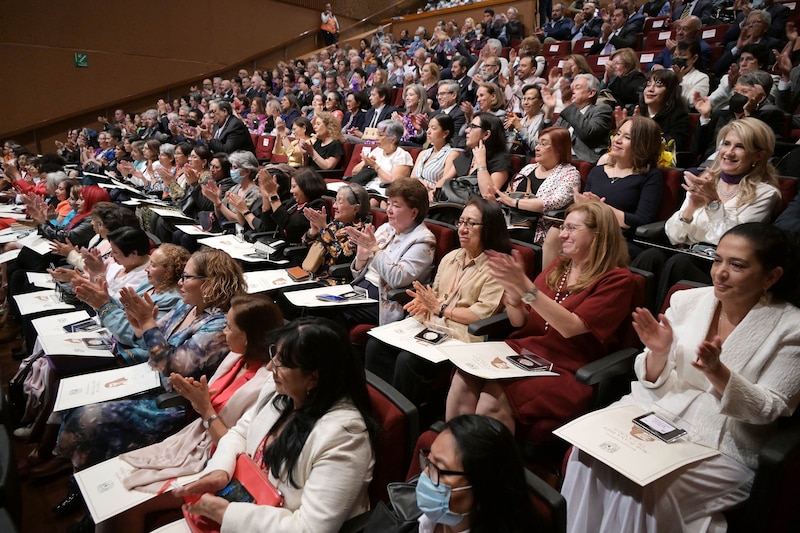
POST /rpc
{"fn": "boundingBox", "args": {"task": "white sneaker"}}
[13,425,33,439]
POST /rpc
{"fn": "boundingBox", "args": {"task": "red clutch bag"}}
[182,454,284,533]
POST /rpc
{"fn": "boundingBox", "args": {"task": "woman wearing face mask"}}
[201,150,262,232]
[672,40,710,107]
[374,414,540,532]
[708,44,776,111]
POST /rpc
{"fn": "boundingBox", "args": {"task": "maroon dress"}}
[503,265,636,442]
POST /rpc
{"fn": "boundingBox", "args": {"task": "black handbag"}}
[349,167,378,186]
[433,176,480,205]
[364,477,421,533]
[504,172,540,228]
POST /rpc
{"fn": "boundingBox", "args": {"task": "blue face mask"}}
[230,169,243,183]
[415,471,471,527]
[312,78,321,86]
[414,35,420,42]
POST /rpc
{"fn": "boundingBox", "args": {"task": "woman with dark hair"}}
[258,167,328,244]
[345,178,436,326]
[571,116,664,257]
[634,69,689,149]
[176,317,378,532]
[274,116,315,168]
[462,82,507,128]
[411,114,454,196]
[563,223,800,532]
[414,415,540,532]
[447,202,636,435]
[280,93,302,128]
[505,84,546,155]
[365,198,511,404]
[324,90,345,124]
[53,248,246,471]
[30,184,111,249]
[674,39,710,107]
[342,91,368,133]
[438,112,511,198]
[301,183,371,275]
[52,178,80,227]
[489,126,580,258]
[247,97,268,135]
[92,295,284,533]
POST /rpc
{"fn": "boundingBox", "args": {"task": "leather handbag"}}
[182,454,284,533]
[301,240,326,274]
[433,176,480,205]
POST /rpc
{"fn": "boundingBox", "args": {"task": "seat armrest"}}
[634,221,667,240]
[316,169,345,180]
[387,287,412,304]
[467,313,513,339]
[156,391,190,409]
[282,245,308,260]
[575,347,640,387]
[245,231,278,243]
[525,469,567,533]
[328,263,353,281]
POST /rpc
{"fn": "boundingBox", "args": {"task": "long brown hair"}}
[546,203,629,292]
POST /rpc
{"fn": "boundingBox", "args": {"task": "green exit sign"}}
[74,53,88,68]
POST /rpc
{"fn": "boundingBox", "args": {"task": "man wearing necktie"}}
[589,6,637,56]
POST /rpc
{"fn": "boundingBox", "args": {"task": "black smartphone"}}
[216,479,255,503]
[632,412,687,443]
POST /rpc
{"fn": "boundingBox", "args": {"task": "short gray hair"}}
[749,9,772,27]
[144,109,158,120]
[738,70,773,94]
[575,73,600,94]
[46,171,67,192]
[377,119,405,144]
[228,150,259,173]
[487,38,503,56]
[159,143,176,158]
[440,79,460,95]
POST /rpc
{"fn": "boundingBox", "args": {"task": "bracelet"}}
[241,210,252,217]
[515,198,520,209]
[476,166,488,172]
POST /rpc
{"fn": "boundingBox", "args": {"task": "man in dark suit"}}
[348,84,396,140]
[203,100,255,154]
[671,0,714,26]
[648,15,712,71]
[542,74,613,164]
[571,2,604,40]
[589,6,638,55]
[451,56,476,105]
[713,10,782,77]
[411,80,468,148]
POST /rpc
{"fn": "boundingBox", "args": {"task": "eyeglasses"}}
[558,223,589,233]
[179,273,206,282]
[268,344,287,368]
[456,219,483,228]
[465,123,484,131]
[418,450,471,488]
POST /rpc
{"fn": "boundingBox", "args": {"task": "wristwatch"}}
[202,414,219,429]
[269,195,280,203]
[707,200,721,212]
[520,286,539,305]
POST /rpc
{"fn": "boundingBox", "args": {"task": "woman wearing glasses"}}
[504,84,546,156]
[447,202,636,437]
[52,249,245,472]
[391,415,539,532]
[437,112,510,199]
[365,198,510,404]
[177,318,377,532]
[93,295,284,533]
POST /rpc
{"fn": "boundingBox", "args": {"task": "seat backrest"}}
[586,54,611,77]
[700,24,729,46]
[344,143,371,177]
[255,135,275,161]
[423,219,458,267]
[614,267,653,350]
[572,38,597,55]
[370,207,388,227]
[777,176,798,214]
[542,41,570,58]
[656,167,687,222]
[405,147,422,164]
[573,160,593,191]
[366,371,419,505]
[642,16,670,34]
[643,29,672,51]
[660,279,710,314]
[511,239,543,282]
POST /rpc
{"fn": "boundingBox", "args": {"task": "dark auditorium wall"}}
[0,0,360,141]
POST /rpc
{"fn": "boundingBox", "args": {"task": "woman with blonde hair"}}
[302,111,345,171]
[603,48,645,113]
[392,84,432,145]
[447,201,636,434]
[633,117,781,304]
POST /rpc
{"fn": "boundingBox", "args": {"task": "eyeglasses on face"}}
[268,344,289,368]
[179,273,206,282]
[418,449,469,487]
[465,123,484,131]
[558,223,589,233]
[456,219,483,228]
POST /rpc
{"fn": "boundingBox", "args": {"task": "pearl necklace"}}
[545,265,571,332]
[717,181,739,201]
